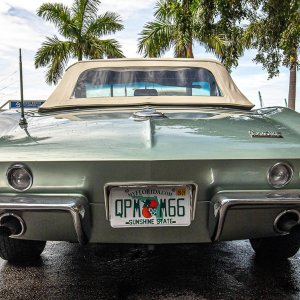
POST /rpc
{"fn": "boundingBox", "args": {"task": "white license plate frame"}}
[108,184,192,228]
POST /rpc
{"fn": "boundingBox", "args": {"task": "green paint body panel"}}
[0,106,300,161]
[0,106,299,243]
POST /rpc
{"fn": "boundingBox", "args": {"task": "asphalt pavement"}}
[0,240,299,300]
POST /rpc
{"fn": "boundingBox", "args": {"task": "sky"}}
[0,0,299,111]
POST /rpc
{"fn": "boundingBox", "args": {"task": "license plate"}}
[109,185,192,228]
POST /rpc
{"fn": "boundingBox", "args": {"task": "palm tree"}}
[138,0,226,59]
[35,0,125,85]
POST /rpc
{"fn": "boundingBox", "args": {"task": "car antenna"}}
[18,48,28,129]
[258,91,264,108]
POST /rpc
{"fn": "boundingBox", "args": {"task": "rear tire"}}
[249,228,300,259]
[0,231,46,262]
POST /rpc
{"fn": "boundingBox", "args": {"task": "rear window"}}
[72,67,222,98]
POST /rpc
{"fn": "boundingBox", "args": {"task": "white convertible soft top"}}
[40,58,254,110]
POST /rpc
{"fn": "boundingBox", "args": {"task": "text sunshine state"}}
[126,218,175,225]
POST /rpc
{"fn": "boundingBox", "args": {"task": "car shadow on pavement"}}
[55,241,300,299]
[0,241,299,300]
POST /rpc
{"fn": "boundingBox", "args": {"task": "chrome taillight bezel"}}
[267,162,294,188]
[6,163,33,192]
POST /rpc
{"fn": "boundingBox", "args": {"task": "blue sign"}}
[10,101,45,109]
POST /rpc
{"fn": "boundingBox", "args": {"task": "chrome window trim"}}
[213,191,300,241]
[104,181,198,221]
[267,162,294,188]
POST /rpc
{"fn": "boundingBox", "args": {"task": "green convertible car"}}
[0,58,300,262]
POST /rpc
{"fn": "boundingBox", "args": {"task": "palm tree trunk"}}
[78,48,83,61]
[288,53,297,110]
[181,0,193,59]
[186,42,194,58]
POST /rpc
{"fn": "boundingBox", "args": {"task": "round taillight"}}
[7,164,33,191]
[267,162,293,188]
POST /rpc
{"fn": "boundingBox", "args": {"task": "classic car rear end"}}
[0,59,300,263]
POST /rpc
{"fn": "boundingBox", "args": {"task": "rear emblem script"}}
[249,130,283,138]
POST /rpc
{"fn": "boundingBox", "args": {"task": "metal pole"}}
[19,48,27,128]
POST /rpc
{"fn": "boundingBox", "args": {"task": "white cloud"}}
[2,0,73,12]
[0,0,299,112]
[232,68,299,111]
[100,0,156,20]
[0,0,156,103]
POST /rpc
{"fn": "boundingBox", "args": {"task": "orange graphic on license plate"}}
[176,188,186,196]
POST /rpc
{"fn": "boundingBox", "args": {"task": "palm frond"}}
[34,36,73,84]
[99,39,125,58]
[85,12,124,36]
[36,0,124,84]
[138,20,175,57]
[83,37,125,59]
[154,0,181,19]
[200,34,226,58]
[37,3,74,38]
[243,21,264,46]
[140,0,199,58]
[72,0,100,32]
[173,29,193,57]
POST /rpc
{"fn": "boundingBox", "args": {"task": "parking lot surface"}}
[0,240,300,299]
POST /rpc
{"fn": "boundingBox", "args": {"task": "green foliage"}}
[200,0,260,69]
[246,0,300,78]
[138,0,227,60]
[35,0,124,85]
[138,0,258,70]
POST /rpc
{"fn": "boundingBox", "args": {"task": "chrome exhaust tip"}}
[0,213,26,237]
[274,210,300,234]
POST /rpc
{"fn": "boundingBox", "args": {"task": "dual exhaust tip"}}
[274,210,300,234]
[0,213,25,237]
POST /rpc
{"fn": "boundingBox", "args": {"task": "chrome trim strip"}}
[104,181,198,221]
[133,108,166,119]
[213,191,300,241]
[0,195,89,245]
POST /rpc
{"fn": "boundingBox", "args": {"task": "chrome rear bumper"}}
[2,191,300,244]
[0,195,89,244]
[213,191,300,241]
